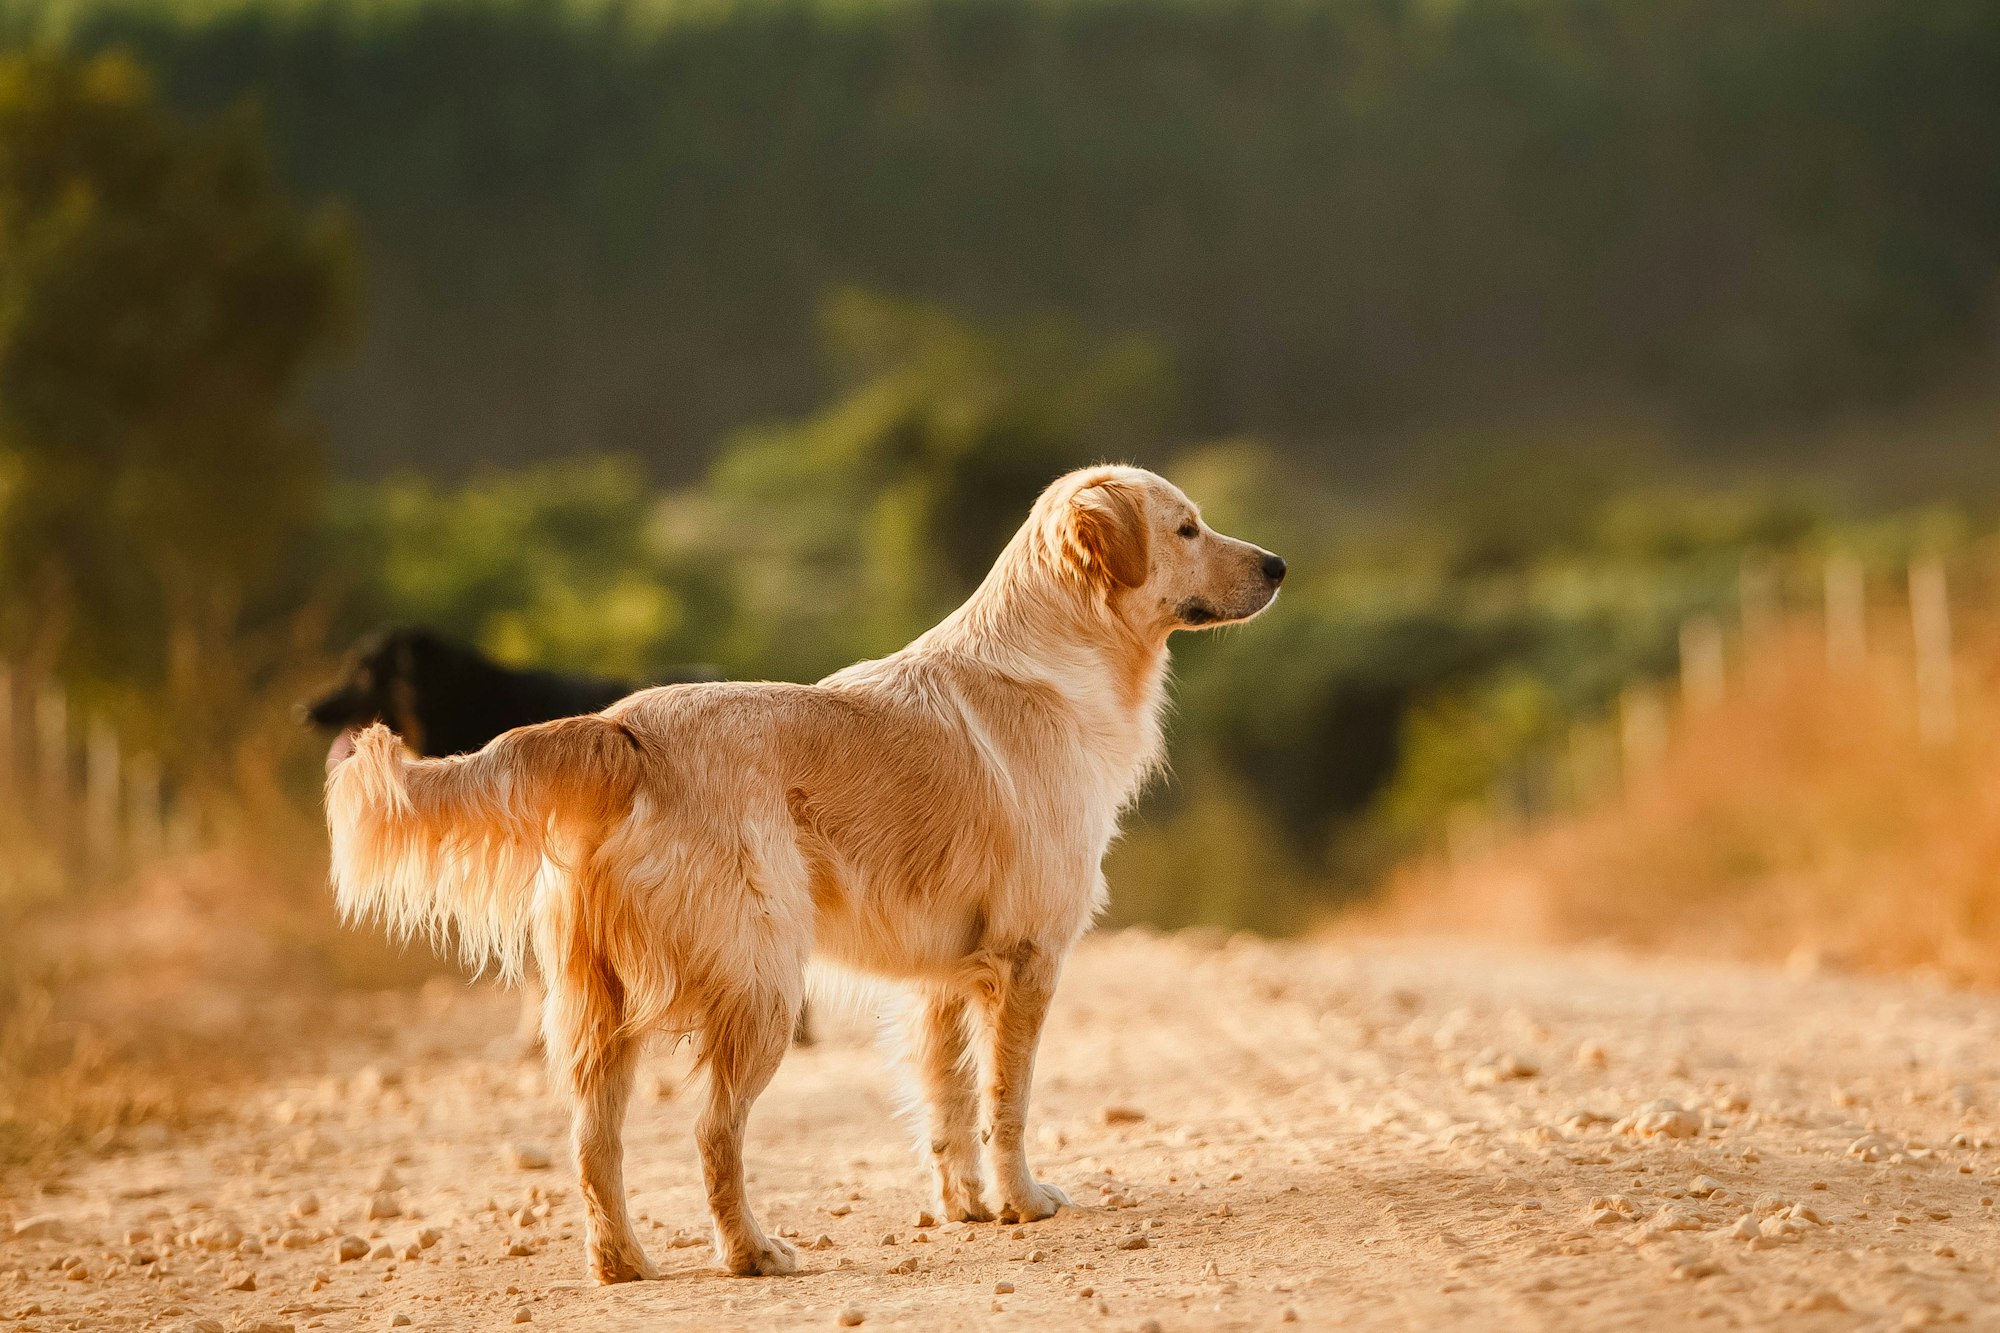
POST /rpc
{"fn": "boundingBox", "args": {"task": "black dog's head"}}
[297,626,439,750]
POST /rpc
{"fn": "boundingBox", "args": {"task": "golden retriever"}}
[324,464,1284,1283]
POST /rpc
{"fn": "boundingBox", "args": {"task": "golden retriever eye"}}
[1177,523,1199,539]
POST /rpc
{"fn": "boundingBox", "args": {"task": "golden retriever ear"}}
[1063,479,1151,590]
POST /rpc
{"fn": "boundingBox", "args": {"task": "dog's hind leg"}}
[973,941,1071,1224]
[544,961,656,1283]
[696,987,799,1276]
[907,987,992,1222]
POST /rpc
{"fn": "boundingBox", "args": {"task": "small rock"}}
[64,1263,89,1281]
[995,1280,1015,1294]
[1282,1310,1299,1324]
[827,1204,852,1218]
[507,1241,534,1257]
[512,1309,533,1325]
[880,1233,898,1245]
[911,1211,938,1229]
[506,1144,553,1172]
[837,1310,865,1328]
[1729,1216,1761,1242]
[370,1241,396,1260]
[391,1317,412,1328]
[887,1256,918,1275]
[1671,1260,1722,1282]
[222,1269,257,1291]
[1623,1100,1702,1139]
[1688,1176,1725,1198]
[1116,1234,1150,1250]
[1753,1194,1791,1216]
[336,1235,369,1262]
[418,1227,443,1249]
[812,1235,835,1250]
[668,1231,705,1249]
[1789,1204,1823,1225]
[279,1228,316,1250]
[372,1166,403,1193]
[1027,1248,1046,1262]
[1101,1106,1146,1126]
[367,1192,401,1221]
[1848,1133,1898,1163]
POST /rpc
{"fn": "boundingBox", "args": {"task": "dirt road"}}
[10,930,2000,1330]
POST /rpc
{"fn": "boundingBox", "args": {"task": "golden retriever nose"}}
[1260,553,1287,585]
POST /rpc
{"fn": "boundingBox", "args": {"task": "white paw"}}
[723,1233,798,1277]
[1000,1180,1070,1224]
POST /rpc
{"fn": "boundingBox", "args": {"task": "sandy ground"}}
[9,930,2000,1331]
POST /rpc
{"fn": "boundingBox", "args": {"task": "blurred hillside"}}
[2,0,1997,490]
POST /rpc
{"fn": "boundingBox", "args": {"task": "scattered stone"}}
[1027,1248,1046,1262]
[367,1192,401,1221]
[222,1269,257,1291]
[912,1211,938,1229]
[1688,1176,1725,1198]
[1100,1106,1146,1126]
[1753,1194,1791,1216]
[1585,1209,1629,1227]
[1466,1052,1540,1087]
[880,1234,898,1245]
[418,1227,443,1249]
[827,1204,852,1218]
[1789,1204,1824,1225]
[1621,1100,1702,1139]
[506,1144,553,1172]
[336,1235,369,1262]
[1728,1217,1761,1243]
[63,1264,88,1281]
[1116,1235,1150,1250]
[372,1166,403,1193]
[390,1317,412,1328]
[1849,1133,1898,1163]
[668,1231,706,1249]
[279,1229,316,1250]
[995,1280,1015,1294]
[1587,1195,1635,1215]
[512,1309,533,1325]
[507,1241,534,1258]
[812,1235,835,1250]
[1670,1260,1722,1282]
[837,1310,864,1328]
[886,1257,918,1275]
[370,1241,395,1260]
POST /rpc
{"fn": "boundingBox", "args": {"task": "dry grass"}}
[1368,619,2000,985]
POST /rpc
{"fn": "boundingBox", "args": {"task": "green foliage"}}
[3,0,1996,477]
[0,48,351,750]
[327,457,733,681]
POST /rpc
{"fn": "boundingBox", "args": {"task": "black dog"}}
[300,628,814,1045]
[299,625,710,759]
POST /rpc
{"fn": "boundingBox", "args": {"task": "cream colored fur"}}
[325,465,1283,1283]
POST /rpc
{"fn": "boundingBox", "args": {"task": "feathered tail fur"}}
[325,714,644,978]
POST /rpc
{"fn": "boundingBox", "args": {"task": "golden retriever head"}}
[1037,465,1285,634]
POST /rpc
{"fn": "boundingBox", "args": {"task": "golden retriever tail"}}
[324,715,643,979]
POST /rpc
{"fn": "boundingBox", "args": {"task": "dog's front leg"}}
[908,988,992,1222]
[978,943,1071,1224]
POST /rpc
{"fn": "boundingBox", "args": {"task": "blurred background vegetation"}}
[1,0,2000,1152]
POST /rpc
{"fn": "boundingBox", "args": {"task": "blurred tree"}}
[0,49,352,759]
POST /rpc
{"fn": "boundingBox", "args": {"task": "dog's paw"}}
[589,1245,660,1284]
[999,1180,1070,1224]
[939,1173,994,1223]
[721,1233,798,1277]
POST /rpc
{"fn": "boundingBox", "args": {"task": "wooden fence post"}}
[1680,615,1726,709]
[1824,554,1867,669]
[1620,685,1669,787]
[35,685,68,815]
[85,715,121,874]
[1910,558,1955,748]
[126,752,164,865]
